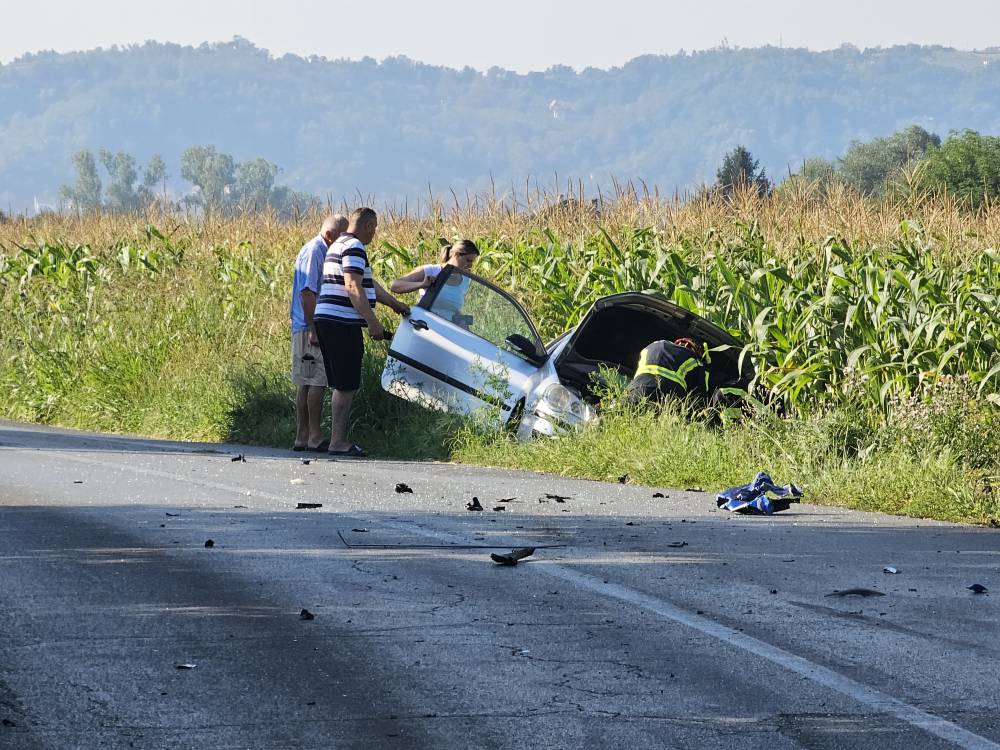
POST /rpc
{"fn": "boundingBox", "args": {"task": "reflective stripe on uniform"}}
[636,347,700,388]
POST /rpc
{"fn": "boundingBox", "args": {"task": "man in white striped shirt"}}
[314,207,409,457]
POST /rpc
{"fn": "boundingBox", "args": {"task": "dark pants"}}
[315,321,364,392]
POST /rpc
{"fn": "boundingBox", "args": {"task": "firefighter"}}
[626,337,710,406]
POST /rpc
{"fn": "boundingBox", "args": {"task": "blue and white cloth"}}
[716,472,803,515]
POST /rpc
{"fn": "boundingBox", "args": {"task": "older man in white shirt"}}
[290,213,347,451]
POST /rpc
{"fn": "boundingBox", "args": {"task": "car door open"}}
[381,266,548,426]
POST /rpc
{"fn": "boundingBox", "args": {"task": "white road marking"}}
[389,524,1000,750]
[7,447,999,749]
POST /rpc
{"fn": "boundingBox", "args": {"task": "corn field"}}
[2,186,999,427]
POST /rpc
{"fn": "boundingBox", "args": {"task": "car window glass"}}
[427,274,541,358]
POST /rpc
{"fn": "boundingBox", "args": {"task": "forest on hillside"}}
[2,39,1000,212]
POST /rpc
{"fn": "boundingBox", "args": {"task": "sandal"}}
[306,439,330,452]
[327,444,366,458]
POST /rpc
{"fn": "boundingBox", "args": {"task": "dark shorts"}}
[315,320,364,392]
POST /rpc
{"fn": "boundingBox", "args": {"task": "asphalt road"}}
[1,420,998,750]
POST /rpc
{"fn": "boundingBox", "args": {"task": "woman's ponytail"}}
[439,244,453,264]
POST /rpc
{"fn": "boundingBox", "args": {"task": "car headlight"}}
[541,383,574,416]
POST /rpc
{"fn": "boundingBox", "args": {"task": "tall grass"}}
[2,186,998,523]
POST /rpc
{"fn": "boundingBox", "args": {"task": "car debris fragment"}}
[175,663,197,669]
[204,539,214,548]
[490,547,536,566]
[296,502,322,509]
[231,454,245,462]
[544,493,570,503]
[300,609,315,620]
[395,483,413,493]
[653,492,666,498]
[666,541,688,548]
[618,474,629,484]
[883,567,900,574]
[825,588,884,597]
[466,497,484,511]
[492,505,507,512]
[968,583,989,594]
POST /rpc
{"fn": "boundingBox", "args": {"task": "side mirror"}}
[505,333,545,365]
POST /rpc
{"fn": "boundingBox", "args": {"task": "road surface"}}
[1,421,998,749]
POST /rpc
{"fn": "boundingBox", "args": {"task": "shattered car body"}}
[381,266,753,440]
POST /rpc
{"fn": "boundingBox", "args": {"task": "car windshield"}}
[424,269,544,361]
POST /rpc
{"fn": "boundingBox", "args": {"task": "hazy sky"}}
[4,0,1000,71]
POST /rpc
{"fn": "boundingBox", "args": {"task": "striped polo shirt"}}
[314,235,376,326]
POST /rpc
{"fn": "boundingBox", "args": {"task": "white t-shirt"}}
[419,264,470,321]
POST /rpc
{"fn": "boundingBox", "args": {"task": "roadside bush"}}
[886,374,1000,473]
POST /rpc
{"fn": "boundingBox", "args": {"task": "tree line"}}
[59,145,320,216]
[57,125,1000,216]
[717,126,1000,206]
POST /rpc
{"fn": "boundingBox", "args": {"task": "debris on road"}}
[231,454,245,463]
[466,497,483,511]
[204,539,214,548]
[296,502,322,509]
[290,478,305,485]
[498,497,516,503]
[300,609,315,620]
[395,483,413,494]
[492,505,507,512]
[653,492,667,498]
[175,663,197,670]
[883,567,900,574]
[825,588,884,598]
[716,471,803,515]
[2,718,16,727]
[968,583,989,594]
[351,528,369,533]
[666,541,688,548]
[301,459,312,465]
[165,512,180,517]
[618,474,629,484]
[73,480,83,484]
[685,487,705,493]
[544,493,570,503]
[490,547,535,566]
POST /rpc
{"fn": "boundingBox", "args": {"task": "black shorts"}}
[315,320,364,392]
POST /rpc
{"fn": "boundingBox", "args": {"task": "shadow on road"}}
[0,420,290,459]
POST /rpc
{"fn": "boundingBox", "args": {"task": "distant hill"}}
[2,39,1000,213]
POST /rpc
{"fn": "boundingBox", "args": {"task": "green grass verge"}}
[2,228,997,525]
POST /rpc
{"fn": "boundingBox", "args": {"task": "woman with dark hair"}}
[389,240,480,323]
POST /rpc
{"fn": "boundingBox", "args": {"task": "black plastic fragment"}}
[825,588,884,597]
[490,547,536,566]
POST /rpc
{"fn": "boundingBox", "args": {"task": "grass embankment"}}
[1,187,998,524]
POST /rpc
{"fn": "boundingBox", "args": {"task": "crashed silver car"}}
[381,265,753,439]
